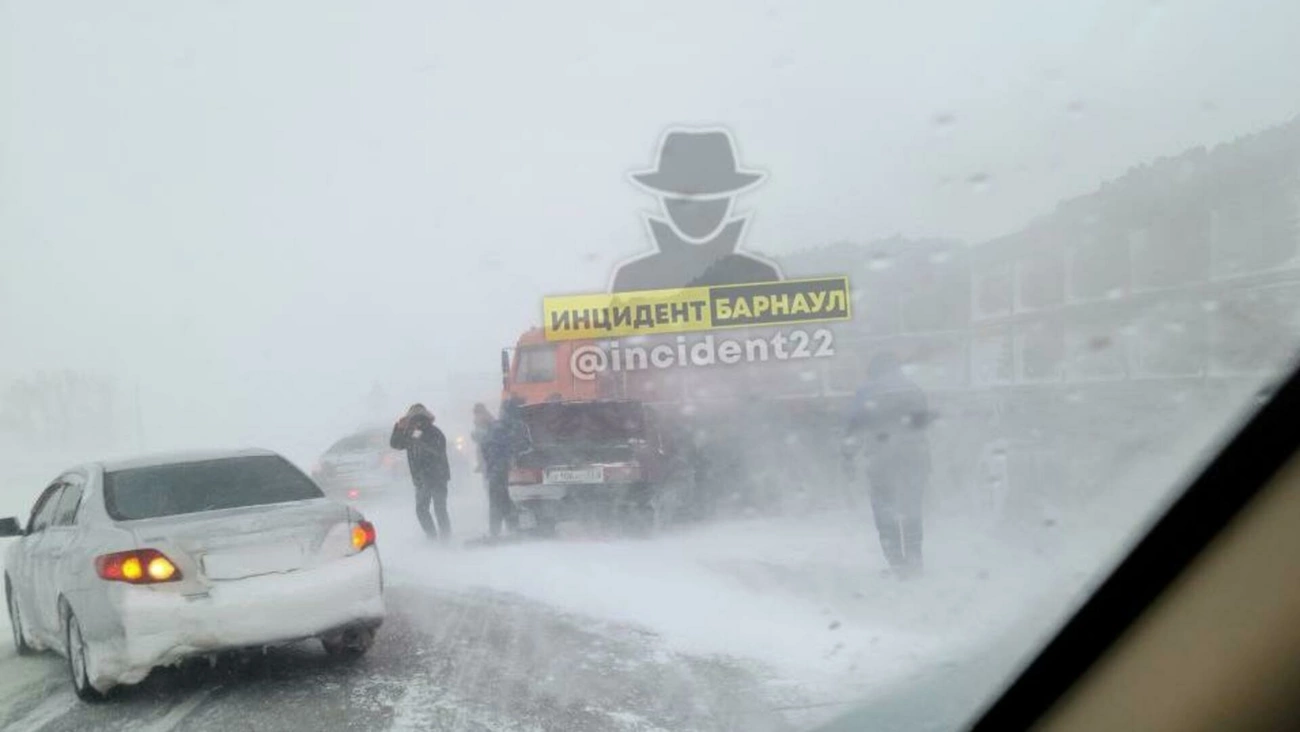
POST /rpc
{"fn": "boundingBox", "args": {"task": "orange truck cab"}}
[500,328,602,405]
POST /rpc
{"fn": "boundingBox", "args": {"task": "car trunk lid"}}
[126,499,348,581]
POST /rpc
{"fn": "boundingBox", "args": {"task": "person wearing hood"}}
[390,403,452,541]
[481,397,528,537]
[842,353,933,578]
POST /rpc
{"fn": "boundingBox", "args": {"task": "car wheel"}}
[64,608,105,702]
[5,578,35,656]
[321,626,375,661]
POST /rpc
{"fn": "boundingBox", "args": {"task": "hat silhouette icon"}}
[610,127,782,292]
[631,130,765,198]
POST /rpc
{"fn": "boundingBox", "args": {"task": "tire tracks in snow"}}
[132,687,216,732]
[0,688,77,732]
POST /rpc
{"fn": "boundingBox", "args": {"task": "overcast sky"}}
[2,0,1298,457]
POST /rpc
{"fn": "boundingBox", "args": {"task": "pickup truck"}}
[506,399,696,536]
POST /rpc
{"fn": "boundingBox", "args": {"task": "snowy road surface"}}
[0,481,1119,732]
[0,583,792,732]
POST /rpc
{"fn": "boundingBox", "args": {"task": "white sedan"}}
[0,448,385,701]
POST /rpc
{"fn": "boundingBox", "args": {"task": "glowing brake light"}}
[351,519,377,551]
[148,556,176,580]
[95,549,181,584]
[508,467,542,485]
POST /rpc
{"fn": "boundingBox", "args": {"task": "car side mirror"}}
[0,517,22,537]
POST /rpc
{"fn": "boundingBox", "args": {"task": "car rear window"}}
[103,455,325,521]
[327,432,386,454]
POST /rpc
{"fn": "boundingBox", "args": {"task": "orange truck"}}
[499,325,855,526]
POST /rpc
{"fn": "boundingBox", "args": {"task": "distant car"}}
[0,448,385,701]
[311,428,409,502]
[508,400,695,536]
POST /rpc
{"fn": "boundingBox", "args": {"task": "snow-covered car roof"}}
[99,448,280,473]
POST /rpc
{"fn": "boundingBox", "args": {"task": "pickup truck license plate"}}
[544,467,604,484]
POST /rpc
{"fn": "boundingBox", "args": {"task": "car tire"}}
[5,577,36,657]
[321,626,375,661]
[63,607,106,702]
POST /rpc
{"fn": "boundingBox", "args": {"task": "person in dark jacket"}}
[390,403,452,541]
[481,397,528,537]
[842,353,933,578]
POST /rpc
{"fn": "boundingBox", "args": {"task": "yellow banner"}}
[543,276,852,341]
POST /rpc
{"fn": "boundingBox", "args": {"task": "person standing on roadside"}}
[481,397,528,537]
[390,403,452,541]
[842,354,933,579]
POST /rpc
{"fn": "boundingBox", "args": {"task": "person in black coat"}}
[390,403,452,541]
[842,354,933,578]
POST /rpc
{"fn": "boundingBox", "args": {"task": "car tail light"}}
[509,467,542,485]
[381,452,397,469]
[351,519,376,551]
[95,549,182,584]
[347,488,360,500]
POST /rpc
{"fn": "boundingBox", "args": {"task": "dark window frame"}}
[970,363,1300,729]
[26,481,65,535]
[51,472,87,527]
[515,344,559,384]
